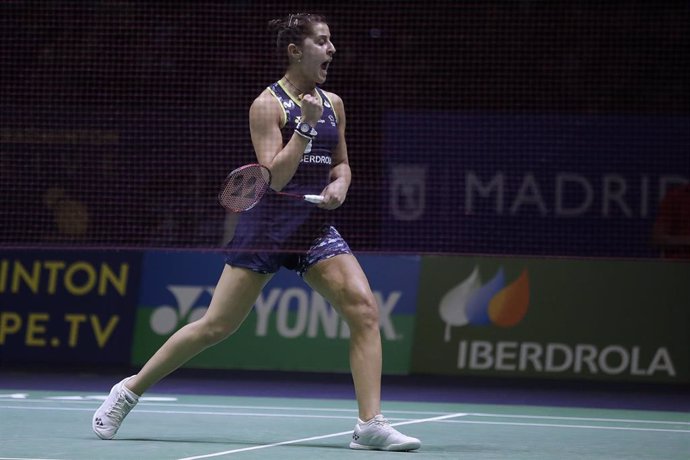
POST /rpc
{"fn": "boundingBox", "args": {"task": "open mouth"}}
[321,60,331,71]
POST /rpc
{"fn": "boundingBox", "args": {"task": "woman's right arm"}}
[249,90,313,191]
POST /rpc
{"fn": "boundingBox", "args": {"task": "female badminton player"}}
[92,12,421,452]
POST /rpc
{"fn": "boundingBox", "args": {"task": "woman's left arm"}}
[320,92,351,210]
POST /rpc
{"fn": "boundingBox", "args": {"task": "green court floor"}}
[1,390,688,459]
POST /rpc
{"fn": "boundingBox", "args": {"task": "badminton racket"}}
[218,163,324,212]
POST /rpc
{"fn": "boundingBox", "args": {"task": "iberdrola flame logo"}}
[439,267,530,342]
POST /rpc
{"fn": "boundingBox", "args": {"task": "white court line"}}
[467,412,690,426]
[175,412,468,460]
[9,398,690,424]
[4,405,687,434]
[0,405,416,421]
[0,457,65,460]
[2,398,451,416]
[3,403,689,427]
[441,419,690,434]
[3,404,688,435]
[1,405,94,412]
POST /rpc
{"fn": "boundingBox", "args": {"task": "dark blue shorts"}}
[225,225,351,277]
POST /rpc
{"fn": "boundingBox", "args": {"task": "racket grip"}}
[303,194,325,204]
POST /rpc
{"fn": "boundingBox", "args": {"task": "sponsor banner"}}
[384,114,689,258]
[132,251,420,374]
[411,256,690,382]
[0,250,142,365]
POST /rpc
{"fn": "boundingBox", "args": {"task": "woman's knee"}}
[343,290,380,331]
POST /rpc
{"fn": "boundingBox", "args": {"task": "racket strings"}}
[218,164,271,212]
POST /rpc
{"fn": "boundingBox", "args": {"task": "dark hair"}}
[268,13,327,65]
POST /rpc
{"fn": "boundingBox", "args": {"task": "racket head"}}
[218,163,272,212]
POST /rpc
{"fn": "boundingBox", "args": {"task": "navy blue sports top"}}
[226,81,340,252]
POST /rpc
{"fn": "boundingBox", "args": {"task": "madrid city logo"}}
[150,285,214,335]
[439,267,529,341]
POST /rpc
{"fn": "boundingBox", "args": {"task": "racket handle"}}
[303,194,325,204]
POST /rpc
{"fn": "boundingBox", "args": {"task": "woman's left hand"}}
[318,180,348,210]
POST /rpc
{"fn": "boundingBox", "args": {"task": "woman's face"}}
[296,23,336,84]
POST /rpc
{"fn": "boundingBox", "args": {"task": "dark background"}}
[1,1,688,254]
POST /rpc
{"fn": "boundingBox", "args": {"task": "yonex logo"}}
[439,267,529,341]
[149,285,403,341]
[254,288,402,341]
[150,285,214,335]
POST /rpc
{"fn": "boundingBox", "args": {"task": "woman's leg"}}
[304,253,421,451]
[127,265,271,395]
[303,254,382,421]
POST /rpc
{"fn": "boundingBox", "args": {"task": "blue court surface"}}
[1,369,688,459]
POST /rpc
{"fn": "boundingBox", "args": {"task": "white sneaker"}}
[92,376,139,440]
[349,414,421,451]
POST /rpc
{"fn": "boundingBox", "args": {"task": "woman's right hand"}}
[299,92,323,127]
